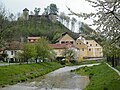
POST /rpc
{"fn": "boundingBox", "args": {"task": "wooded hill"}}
[14,18,94,43]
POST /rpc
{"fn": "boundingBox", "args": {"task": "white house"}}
[4,41,22,62]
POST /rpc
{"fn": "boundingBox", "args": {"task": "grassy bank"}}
[73,63,120,90]
[0,62,62,87]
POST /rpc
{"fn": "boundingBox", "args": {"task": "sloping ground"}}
[0,63,100,90]
[74,63,120,90]
[0,62,62,87]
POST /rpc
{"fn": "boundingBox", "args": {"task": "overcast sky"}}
[1,0,95,14]
[1,0,96,30]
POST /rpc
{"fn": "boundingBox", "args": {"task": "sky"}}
[1,0,97,31]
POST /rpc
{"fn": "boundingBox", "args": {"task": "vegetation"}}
[15,38,55,63]
[73,63,120,90]
[0,62,62,87]
[68,0,120,67]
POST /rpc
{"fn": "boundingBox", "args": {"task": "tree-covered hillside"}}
[17,18,80,43]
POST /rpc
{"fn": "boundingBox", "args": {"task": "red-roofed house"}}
[27,37,40,43]
[49,43,80,60]
[49,44,67,57]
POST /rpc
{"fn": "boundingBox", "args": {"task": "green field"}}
[73,63,120,90]
[0,62,62,87]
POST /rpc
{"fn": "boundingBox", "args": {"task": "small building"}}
[49,43,80,61]
[49,44,67,58]
[27,37,41,43]
[4,41,22,62]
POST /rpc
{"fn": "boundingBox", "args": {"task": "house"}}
[56,32,103,58]
[49,43,80,60]
[57,32,76,45]
[27,37,40,43]
[85,40,103,57]
[49,44,67,58]
[4,41,22,62]
[76,36,103,58]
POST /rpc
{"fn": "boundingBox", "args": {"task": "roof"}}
[49,44,67,49]
[0,48,4,51]
[6,41,22,50]
[49,43,78,49]
[57,32,74,42]
[28,37,40,40]
[23,8,29,11]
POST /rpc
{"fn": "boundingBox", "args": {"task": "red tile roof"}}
[49,44,67,49]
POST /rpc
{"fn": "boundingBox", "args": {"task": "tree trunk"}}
[35,58,37,63]
[111,56,115,67]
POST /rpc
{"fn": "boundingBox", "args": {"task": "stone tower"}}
[23,8,29,20]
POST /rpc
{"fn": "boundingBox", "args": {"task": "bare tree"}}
[71,17,77,32]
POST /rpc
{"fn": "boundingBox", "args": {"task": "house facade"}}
[27,37,40,43]
[58,32,76,45]
[4,41,22,62]
[76,36,103,58]
[49,43,80,61]
[55,33,103,58]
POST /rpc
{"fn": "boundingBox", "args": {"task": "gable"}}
[76,39,88,48]
[60,34,75,42]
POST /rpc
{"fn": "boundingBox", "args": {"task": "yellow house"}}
[49,44,67,57]
[86,40,103,58]
[76,36,103,58]
[58,32,76,45]
[50,32,103,59]
[76,39,88,58]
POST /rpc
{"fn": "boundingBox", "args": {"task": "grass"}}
[0,62,62,87]
[73,63,120,90]
[66,59,104,66]
[116,65,120,71]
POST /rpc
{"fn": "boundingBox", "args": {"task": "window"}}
[90,44,92,46]
[11,51,14,55]
[96,44,97,46]
[79,43,81,45]
[61,41,65,44]
[70,41,73,44]
[89,49,91,51]
[86,42,88,44]
[66,41,69,43]
[82,48,84,51]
